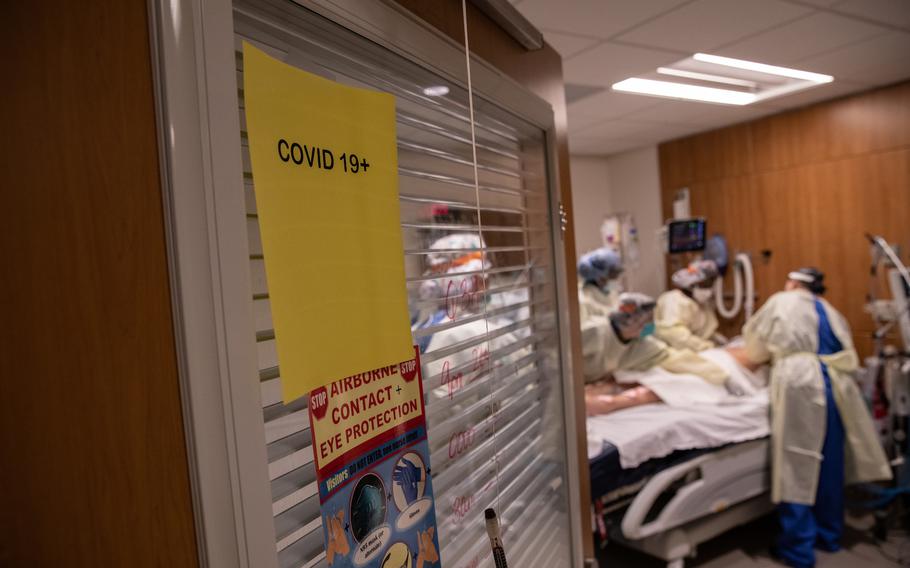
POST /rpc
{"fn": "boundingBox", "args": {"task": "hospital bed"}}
[588,350,773,567]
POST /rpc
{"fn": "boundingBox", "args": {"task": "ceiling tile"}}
[621,99,721,124]
[617,98,770,126]
[756,79,869,109]
[571,136,650,156]
[515,0,689,40]
[832,0,910,31]
[717,12,887,64]
[563,42,680,86]
[567,90,662,124]
[571,119,741,153]
[688,105,779,128]
[569,138,651,156]
[572,118,660,138]
[572,118,711,141]
[690,103,774,124]
[543,30,600,58]
[568,83,868,146]
[798,31,910,84]
[615,0,813,53]
[538,0,909,155]
[636,122,712,141]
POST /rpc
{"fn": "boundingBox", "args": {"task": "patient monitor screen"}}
[668,219,707,253]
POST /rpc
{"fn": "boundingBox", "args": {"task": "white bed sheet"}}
[587,394,769,469]
[588,348,770,469]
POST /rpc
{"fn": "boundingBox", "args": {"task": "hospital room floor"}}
[598,513,910,567]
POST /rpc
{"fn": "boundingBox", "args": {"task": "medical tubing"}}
[713,253,755,320]
[871,234,910,310]
[739,253,755,319]
[715,261,743,318]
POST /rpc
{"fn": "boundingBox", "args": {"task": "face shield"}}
[609,292,657,340]
[426,233,489,274]
[786,267,826,295]
[672,260,719,297]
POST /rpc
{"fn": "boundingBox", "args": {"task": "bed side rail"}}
[621,439,770,540]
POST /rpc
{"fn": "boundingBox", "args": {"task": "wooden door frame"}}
[147,0,279,566]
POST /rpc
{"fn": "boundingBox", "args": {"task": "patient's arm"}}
[586,385,660,416]
[724,345,765,372]
[584,379,618,396]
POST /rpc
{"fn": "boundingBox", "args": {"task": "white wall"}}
[569,146,666,298]
[569,156,612,255]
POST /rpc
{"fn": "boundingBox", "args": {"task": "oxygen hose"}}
[714,253,755,320]
[741,252,755,319]
[715,260,742,319]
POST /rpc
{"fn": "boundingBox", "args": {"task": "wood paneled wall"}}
[0,1,199,566]
[659,81,910,356]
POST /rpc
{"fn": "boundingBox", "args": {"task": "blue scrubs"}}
[414,310,447,353]
[775,299,846,567]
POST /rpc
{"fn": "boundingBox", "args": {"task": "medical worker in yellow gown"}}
[743,267,890,568]
[656,260,721,351]
[577,247,624,322]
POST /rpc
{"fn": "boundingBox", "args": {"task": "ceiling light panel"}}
[612,78,755,105]
[613,53,834,105]
[656,67,759,89]
[693,53,833,83]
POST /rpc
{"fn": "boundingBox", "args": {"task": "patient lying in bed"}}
[585,345,766,416]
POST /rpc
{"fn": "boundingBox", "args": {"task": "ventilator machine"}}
[862,233,910,536]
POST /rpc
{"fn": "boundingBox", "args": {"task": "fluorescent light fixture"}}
[614,54,832,107]
[612,77,755,105]
[422,85,450,97]
[693,53,833,83]
[657,67,758,89]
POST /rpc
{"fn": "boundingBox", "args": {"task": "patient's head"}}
[610,292,657,341]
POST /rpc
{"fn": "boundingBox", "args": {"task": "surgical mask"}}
[693,288,714,304]
[639,322,655,338]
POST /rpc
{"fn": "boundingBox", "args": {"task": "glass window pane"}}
[233,2,573,566]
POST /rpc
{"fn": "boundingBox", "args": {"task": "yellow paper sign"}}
[242,42,413,401]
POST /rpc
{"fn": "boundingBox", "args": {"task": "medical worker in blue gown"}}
[743,267,891,568]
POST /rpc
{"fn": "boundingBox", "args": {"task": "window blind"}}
[234,2,573,566]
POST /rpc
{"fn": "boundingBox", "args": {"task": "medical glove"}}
[392,457,422,503]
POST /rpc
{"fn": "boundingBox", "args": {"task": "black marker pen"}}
[485,508,508,568]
